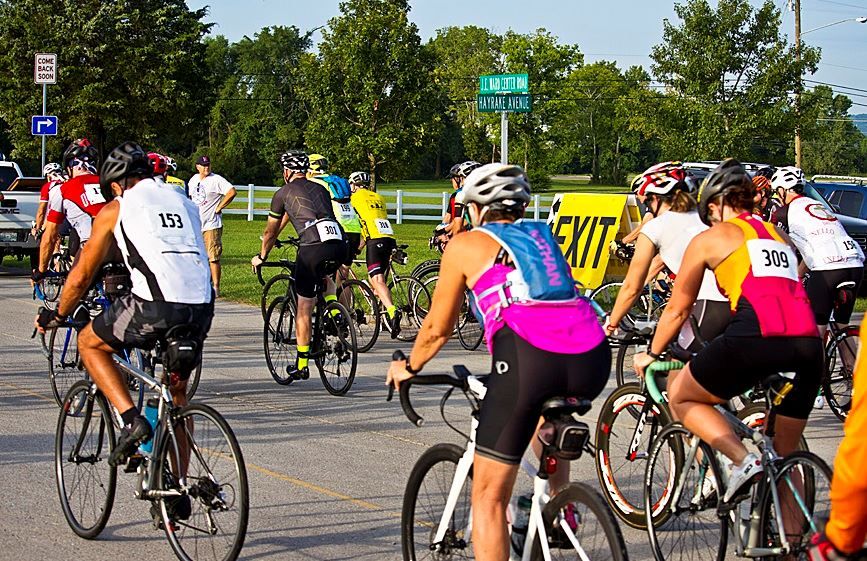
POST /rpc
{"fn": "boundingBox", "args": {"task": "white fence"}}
[223,184,555,223]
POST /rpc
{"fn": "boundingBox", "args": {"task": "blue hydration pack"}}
[476,220,577,302]
[322,175,352,202]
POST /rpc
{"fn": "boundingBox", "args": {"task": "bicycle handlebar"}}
[644,361,684,405]
[388,350,467,427]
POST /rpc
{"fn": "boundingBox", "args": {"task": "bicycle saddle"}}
[541,396,592,419]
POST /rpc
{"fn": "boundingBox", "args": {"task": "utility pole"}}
[794,0,803,168]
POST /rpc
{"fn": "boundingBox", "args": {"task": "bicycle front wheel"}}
[54,381,117,539]
[263,297,297,385]
[316,301,357,396]
[401,443,473,561]
[156,402,249,561]
[260,273,293,321]
[338,279,381,353]
[456,292,484,351]
[823,325,858,421]
[49,325,86,407]
[392,277,431,342]
[530,482,628,561]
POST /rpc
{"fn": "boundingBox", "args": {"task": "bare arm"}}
[258,216,282,259]
[621,212,653,244]
[38,220,60,273]
[34,201,47,232]
[608,234,657,328]
[215,186,237,214]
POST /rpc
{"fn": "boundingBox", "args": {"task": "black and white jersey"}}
[114,178,212,304]
[773,195,864,271]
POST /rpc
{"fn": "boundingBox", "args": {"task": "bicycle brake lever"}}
[387,350,408,402]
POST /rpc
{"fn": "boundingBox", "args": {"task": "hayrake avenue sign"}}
[477,93,532,113]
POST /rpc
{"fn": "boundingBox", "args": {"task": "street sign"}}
[479,73,529,94]
[34,53,57,84]
[477,93,532,113]
[31,116,58,136]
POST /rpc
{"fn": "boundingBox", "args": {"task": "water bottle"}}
[509,494,532,555]
[139,398,159,455]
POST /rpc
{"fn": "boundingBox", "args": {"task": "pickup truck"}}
[0,161,42,267]
[811,176,867,222]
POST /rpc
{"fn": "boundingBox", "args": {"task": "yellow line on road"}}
[0,380,55,404]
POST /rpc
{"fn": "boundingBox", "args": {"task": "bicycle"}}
[256,237,298,320]
[456,290,485,351]
[55,325,248,561]
[390,351,627,561]
[822,314,858,422]
[642,361,833,561]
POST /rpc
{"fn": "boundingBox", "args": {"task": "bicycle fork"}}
[432,440,476,551]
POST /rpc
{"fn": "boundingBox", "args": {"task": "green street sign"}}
[479,73,529,94]
[477,93,532,113]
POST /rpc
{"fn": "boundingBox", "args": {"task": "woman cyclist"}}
[634,159,822,503]
[387,164,610,561]
[605,161,729,352]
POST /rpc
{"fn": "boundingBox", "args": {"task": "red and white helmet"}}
[632,161,693,197]
[147,152,168,176]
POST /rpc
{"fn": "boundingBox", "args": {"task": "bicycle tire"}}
[49,325,86,407]
[54,381,117,539]
[411,259,441,284]
[401,443,473,561]
[823,325,858,422]
[590,281,655,326]
[756,451,833,561]
[263,297,297,385]
[260,273,294,321]
[644,423,727,561]
[529,482,628,561]
[185,358,203,400]
[316,301,357,396]
[456,292,484,351]
[392,277,431,343]
[594,382,674,529]
[338,279,381,353]
[156,402,249,561]
[614,334,650,388]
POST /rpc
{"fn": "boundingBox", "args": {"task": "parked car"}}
[811,176,867,221]
[0,161,42,267]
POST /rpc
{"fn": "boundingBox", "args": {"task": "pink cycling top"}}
[470,263,606,354]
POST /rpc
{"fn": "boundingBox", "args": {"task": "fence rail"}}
[223,184,555,223]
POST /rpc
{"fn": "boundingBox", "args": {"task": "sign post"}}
[34,53,58,170]
[477,73,530,165]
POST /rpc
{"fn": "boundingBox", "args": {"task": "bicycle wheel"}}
[614,334,650,387]
[155,402,249,561]
[756,451,832,560]
[529,482,628,561]
[590,281,651,326]
[54,381,117,539]
[823,326,858,421]
[338,279,381,353]
[401,443,473,561]
[263,297,297,385]
[595,383,674,529]
[392,277,431,343]
[411,259,441,284]
[456,292,484,351]
[316,301,357,396]
[49,325,86,407]
[644,424,727,561]
[260,273,293,321]
[185,358,203,400]
[736,404,809,452]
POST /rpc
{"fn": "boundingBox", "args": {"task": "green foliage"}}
[801,86,866,176]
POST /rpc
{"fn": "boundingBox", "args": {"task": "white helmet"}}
[348,171,370,185]
[771,166,805,193]
[461,163,531,208]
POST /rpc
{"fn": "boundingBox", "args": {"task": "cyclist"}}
[34,142,214,495]
[252,150,349,381]
[349,171,401,337]
[387,163,610,561]
[436,160,482,245]
[164,156,188,196]
[606,162,729,351]
[35,139,104,280]
[634,159,822,504]
[751,165,778,221]
[147,152,186,197]
[32,162,67,239]
[308,153,363,262]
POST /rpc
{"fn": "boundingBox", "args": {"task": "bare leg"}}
[210,261,221,295]
[369,272,394,310]
[530,417,570,494]
[295,295,315,348]
[78,325,134,413]
[472,454,520,561]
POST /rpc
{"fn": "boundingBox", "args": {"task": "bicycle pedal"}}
[124,454,144,473]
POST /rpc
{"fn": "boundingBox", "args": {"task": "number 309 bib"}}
[746,239,798,281]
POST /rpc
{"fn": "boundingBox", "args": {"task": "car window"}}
[0,167,18,191]
[826,190,842,208]
[803,182,835,211]
[838,190,864,217]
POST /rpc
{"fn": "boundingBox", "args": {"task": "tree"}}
[801,86,865,175]
[303,0,444,185]
[0,0,211,171]
[648,0,819,162]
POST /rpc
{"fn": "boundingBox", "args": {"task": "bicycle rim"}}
[401,443,473,561]
[263,297,296,385]
[393,278,431,342]
[457,292,484,351]
[49,325,86,407]
[824,328,858,421]
[338,279,380,353]
[157,403,249,561]
[615,335,649,388]
[260,274,293,321]
[54,381,117,539]
[316,302,357,396]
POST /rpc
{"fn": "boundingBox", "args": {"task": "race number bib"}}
[316,220,343,242]
[82,183,106,206]
[337,203,353,220]
[835,238,861,259]
[375,218,394,235]
[746,239,798,281]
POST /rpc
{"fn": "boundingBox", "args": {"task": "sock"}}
[324,293,340,317]
[297,345,310,369]
[121,407,139,426]
[387,305,397,319]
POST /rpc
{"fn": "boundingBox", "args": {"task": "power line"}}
[813,0,867,10]
[804,78,867,94]
[821,62,867,73]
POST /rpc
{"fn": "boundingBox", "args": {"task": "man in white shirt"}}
[188,155,236,296]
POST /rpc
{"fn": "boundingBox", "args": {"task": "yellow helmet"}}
[308,153,328,173]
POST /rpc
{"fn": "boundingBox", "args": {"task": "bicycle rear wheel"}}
[823,326,858,421]
[263,297,297,385]
[401,443,473,561]
[49,325,86,406]
[316,302,357,396]
[338,279,380,353]
[54,381,117,539]
[392,277,431,343]
[456,292,484,351]
[411,259,440,285]
[530,482,628,561]
[156,402,249,561]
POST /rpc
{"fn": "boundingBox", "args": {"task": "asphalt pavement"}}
[0,269,845,560]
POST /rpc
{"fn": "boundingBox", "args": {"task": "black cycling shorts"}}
[365,237,396,277]
[91,293,214,353]
[804,266,863,325]
[295,241,347,298]
[344,232,362,265]
[690,335,822,420]
[476,327,611,465]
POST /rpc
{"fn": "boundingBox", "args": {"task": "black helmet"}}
[754,166,776,180]
[450,160,482,179]
[280,150,309,173]
[99,141,152,201]
[697,159,750,225]
[63,138,99,169]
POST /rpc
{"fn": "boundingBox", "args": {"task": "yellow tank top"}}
[351,189,394,239]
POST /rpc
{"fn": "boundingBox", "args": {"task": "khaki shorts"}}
[203,227,223,262]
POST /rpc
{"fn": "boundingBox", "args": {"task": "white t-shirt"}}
[778,196,864,271]
[640,209,727,302]
[188,172,233,231]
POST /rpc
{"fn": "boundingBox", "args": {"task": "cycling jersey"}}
[310,174,362,234]
[113,178,212,304]
[164,175,187,197]
[713,213,816,338]
[269,177,344,245]
[773,195,864,271]
[45,173,106,242]
[351,189,395,240]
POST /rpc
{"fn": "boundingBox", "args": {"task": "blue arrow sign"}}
[31,115,58,136]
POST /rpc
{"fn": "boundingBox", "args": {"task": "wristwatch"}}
[405,358,422,375]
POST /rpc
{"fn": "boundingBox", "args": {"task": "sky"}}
[186,0,867,115]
